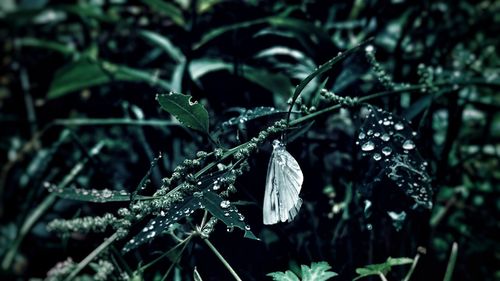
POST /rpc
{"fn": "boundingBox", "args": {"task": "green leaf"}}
[189,59,233,80]
[267,262,337,281]
[193,7,297,49]
[301,261,338,281]
[353,257,413,280]
[16,38,77,56]
[267,271,300,281]
[357,105,433,210]
[141,0,184,26]
[122,195,201,253]
[201,191,259,240]
[47,59,171,99]
[286,39,371,124]
[243,67,293,98]
[139,30,185,63]
[189,59,292,98]
[156,92,210,133]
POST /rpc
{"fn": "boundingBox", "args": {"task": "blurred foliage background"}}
[0,0,499,280]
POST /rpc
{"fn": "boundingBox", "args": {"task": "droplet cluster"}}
[356,105,433,211]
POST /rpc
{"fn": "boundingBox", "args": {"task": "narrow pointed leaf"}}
[48,59,171,99]
[48,187,147,203]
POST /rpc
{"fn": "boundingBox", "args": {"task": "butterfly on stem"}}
[263,140,304,225]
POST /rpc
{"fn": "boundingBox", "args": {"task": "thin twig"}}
[443,242,458,281]
[203,238,242,281]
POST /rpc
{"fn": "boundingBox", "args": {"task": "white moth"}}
[263,140,304,225]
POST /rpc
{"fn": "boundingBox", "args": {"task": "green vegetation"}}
[0,0,498,280]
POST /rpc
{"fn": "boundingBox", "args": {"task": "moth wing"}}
[263,151,280,225]
[275,150,303,222]
[263,149,303,225]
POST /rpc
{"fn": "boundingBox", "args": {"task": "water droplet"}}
[358,132,366,140]
[220,200,230,208]
[213,184,220,191]
[373,153,382,161]
[383,120,391,126]
[382,146,392,156]
[226,226,234,232]
[367,130,374,136]
[244,225,251,231]
[402,140,416,150]
[394,122,404,130]
[366,224,373,230]
[361,141,375,151]
[101,189,113,199]
[381,134,390,142]
[374,132,380,137]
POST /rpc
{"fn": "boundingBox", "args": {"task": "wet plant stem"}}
[403,252,421,281]
[203,238,242,281]
[378,272,388,281]
[63,232,119,281]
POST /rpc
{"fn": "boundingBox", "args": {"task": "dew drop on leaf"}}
[361,141,375,151]
[402,140,416,150]
[220,200,230,208]
[373,153,382,161]
[381,133,390,141]
[394,122,404,130]
[382,146,392,156]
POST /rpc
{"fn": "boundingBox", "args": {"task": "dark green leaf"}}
[286,39,371,124]
[357,105,433,210]
[140,0,184,26]
[122,195,201,253]
[201,191,259,240]
[47,59,171,99]
[139,30,185,63]
[16,38,76,56]
[49,187,146,203]
[267,271,300,281]
[156,92,210,133]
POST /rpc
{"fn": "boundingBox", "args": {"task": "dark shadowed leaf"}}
[357,105,433,210]
[140,0,184,26]
[122,195,201,253]
[200,191,259,240]
[48,187,148,203]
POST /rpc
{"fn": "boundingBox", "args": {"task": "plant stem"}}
[203,238,242,281]
[63,232,120,281]
[403,252,421,281]
[53,118,178,127]
[378,272,389,281]
[443,242,458,281]
[1,193,57,270]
